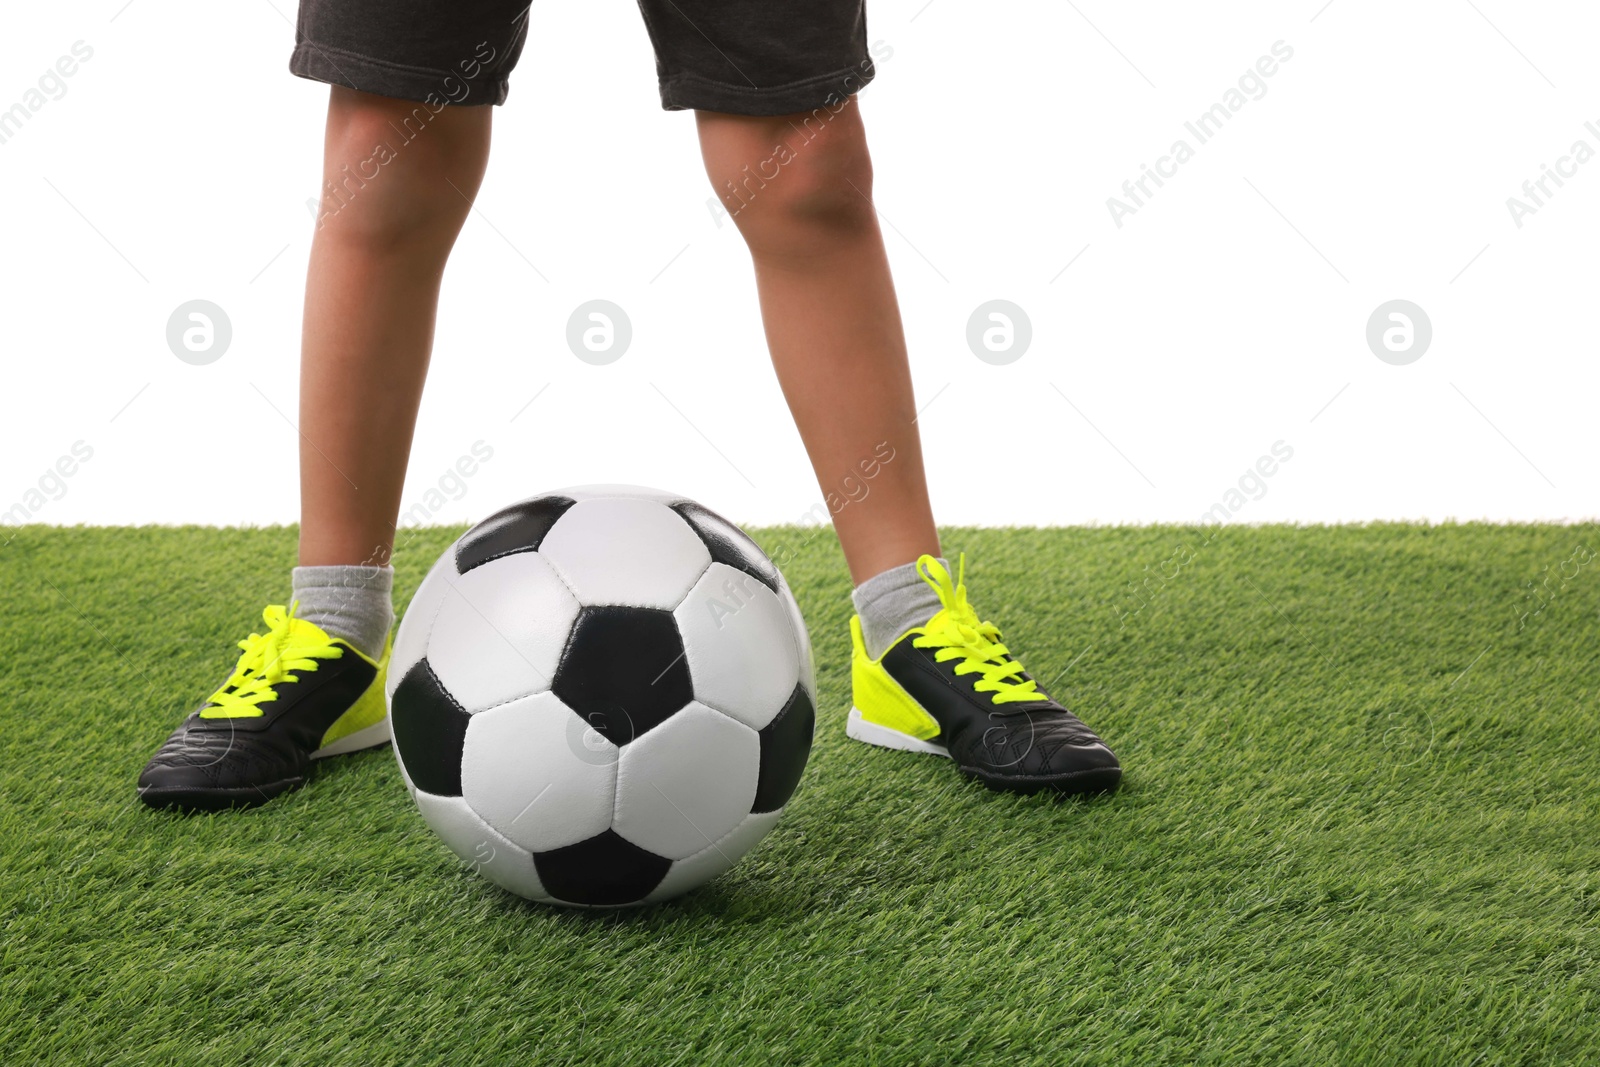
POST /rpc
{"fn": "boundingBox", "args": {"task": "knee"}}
[316,91,488,252]
[713,115,876,256]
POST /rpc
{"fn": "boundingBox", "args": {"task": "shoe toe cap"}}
[965,713,1121,791]
[138,751,221,792]
[137,720,300,806]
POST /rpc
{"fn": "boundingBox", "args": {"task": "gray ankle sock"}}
[290,564,394,660]
[852,557,948,660]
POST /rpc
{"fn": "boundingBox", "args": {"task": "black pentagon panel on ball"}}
[389,658,472,796]
[670,501,779,594]
[533,828,672,905]
[454,495,576,574]
[552,607,693,745]
[752,684,815,814]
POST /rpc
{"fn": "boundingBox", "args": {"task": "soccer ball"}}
[386,485,815,907]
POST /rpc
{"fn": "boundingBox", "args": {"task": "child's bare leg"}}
[138,88,494,808]
[696,100,940,585]
[298,86,493,567]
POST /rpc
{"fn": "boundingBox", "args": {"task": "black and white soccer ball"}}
[387,485,815,907]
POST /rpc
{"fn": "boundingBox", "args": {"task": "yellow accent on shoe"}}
[911,554,1043,706]
[850,615,942,743]
[319,635,391,750]
[199,603,346,719]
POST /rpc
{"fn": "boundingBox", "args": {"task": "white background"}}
[1,0,1595,530]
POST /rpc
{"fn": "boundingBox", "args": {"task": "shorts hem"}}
[658,60,877,116]
[289,41,509,107]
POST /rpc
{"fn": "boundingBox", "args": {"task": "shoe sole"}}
[137,778,304,812]
[139,717,393,812]
[846,707,950,757]
[962,764,1123,796]
[846,707,1122,796]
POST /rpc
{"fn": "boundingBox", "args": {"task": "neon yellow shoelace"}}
[911,554,1043,706]
[199,603,344,719]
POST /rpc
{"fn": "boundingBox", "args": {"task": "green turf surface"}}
[3,522,1598,1065]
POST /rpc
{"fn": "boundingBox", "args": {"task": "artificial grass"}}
[2,522,1597,1066]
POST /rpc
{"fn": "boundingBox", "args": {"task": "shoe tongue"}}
[923,607,965,642]
[293,619,327,642]
[280,614,332,646]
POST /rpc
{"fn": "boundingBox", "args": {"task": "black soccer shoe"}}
[138,605,391,811]
[847,555,1121,796]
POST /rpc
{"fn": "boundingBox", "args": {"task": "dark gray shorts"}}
[290,1,876,114]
